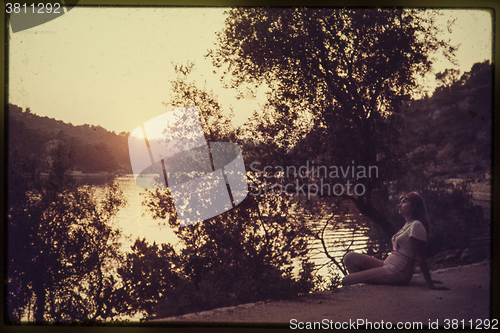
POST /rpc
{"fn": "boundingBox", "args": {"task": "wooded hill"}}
[8,104,132,174]
[7,60,491,178]
[403,60,491,179]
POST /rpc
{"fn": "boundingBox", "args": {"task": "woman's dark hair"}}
[405,192,431,236]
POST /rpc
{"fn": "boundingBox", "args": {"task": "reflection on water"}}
[92,175,179,253]
[92,176,375,274]
[290,206,374,278]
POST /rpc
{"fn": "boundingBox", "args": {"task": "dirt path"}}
[154,261,491,327]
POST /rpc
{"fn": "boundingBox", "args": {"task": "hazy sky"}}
[8,7,492,134]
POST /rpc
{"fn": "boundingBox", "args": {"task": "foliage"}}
[209,8,459,239]
[166,62,235,143]
[136,180,316,318]
[116,239,180,318]
[120,62,323,319]
[211,8,456,147]
[422,181,488,257]
[314,264,344,291]
[7,141,127,322]
[403,60,491,177]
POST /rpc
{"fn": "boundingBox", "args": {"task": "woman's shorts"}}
[383,252,415,283]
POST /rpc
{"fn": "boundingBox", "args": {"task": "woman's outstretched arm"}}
[411,237,450,290]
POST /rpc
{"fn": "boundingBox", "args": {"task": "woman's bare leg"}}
[342,266,408,285]
[343,252,384,273]
[342,252,412,286]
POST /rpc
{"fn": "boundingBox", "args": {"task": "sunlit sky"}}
[8,7,492,134]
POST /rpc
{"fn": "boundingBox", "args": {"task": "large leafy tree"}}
[127,64,318,318]
[210,8,458,237]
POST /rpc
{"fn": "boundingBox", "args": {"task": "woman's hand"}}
[411,238,450,290]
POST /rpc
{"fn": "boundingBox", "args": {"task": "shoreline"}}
[153,260,491,325]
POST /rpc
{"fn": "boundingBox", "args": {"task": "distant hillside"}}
[8,104,132,174]
[8,61,491,179]
[403,60,491,179]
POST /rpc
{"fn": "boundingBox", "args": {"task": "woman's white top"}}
[391,220,427,260]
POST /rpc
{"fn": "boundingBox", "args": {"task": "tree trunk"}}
[352,196,396,239]
[33,271,45,322]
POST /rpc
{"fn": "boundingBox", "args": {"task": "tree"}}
[116,239,180,318]
[210,8,458,237]
[136,192,314,318]
[7,141,127,322]
[125,63,320,319]
[166,62,235,143]
[435,68,461,88]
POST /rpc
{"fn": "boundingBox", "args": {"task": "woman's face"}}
[397,196,414,218]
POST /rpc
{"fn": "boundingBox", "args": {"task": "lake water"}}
[88,175,180,252]
[90,175,371,277]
